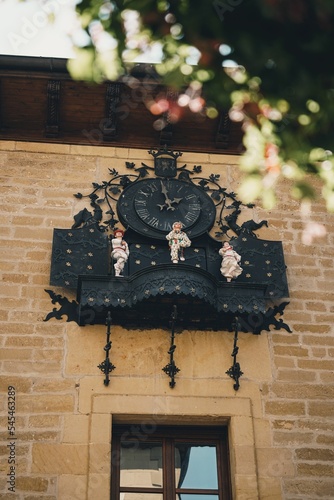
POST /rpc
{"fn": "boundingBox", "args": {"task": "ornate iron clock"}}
[46,146,291,390]
[117,177,216,239]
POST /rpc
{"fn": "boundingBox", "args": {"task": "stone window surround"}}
[82,391,260,499]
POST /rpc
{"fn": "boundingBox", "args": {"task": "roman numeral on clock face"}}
[148,217,159,228]
[136,208,150,219]
[184,211,198,222]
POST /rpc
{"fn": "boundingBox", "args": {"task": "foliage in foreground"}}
[68,0,334,211]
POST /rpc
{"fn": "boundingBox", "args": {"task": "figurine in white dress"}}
[219,241,242,282]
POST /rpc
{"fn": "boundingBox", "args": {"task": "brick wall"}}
[0,140,333,499]
[260,181,334,498]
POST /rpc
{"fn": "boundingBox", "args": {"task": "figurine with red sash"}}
[111,228,129,277]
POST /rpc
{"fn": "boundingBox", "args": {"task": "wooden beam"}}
[159,87,179,146]
[45,79,61,138]
[102,82,121,141]
[215,111,231,149]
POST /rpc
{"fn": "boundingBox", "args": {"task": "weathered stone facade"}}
[0,140,333,499]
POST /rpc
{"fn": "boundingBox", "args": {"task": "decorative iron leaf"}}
[92,182,102,189]
[44,290,78,323]
[74,192,83,199]
[92,206,103,222]
[211,191,221,201]
[193,165,202,173]
[120,175,131,187]
[110,186,121,195]
[104,218,118,229]
[89,193,99,201]
[126,162,135,169]
[178,171,190,181]
[108,168,118,176]
[138,166,149,177]
[72,208,93,228]
[198,179,208,188]
[209,173,220,182]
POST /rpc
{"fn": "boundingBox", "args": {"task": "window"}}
[111,425,231,500]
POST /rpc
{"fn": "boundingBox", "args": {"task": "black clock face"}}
[117,178,216,240]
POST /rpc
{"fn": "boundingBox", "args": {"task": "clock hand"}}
[159,180,175,210]
[166,197,182,210]
[157,203,171,211]
[159,180,183,210]
[160,180,172,203]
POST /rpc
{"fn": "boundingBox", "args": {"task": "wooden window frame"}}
[111,425,231,499]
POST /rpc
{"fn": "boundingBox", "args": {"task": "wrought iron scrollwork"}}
[162,305,180,388]
[226,317,244,391]
[70,146,264,238]
[97,312,116,386]
[43,289,78,323]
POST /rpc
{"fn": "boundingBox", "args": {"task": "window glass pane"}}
[177,496,219,500]
[175,444,218,489]
[120,494,163,500]
[120,441,163,488]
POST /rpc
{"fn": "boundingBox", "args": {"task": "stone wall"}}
[0,140,333,499]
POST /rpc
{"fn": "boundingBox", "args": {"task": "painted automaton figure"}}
[219,241,243,282]
[111,229,129,277]
[166,221,191,263]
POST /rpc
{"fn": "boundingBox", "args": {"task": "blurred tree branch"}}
[68,0,334,210]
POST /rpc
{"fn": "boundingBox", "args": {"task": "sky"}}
[0,0,77,58]
[0,0,164,62]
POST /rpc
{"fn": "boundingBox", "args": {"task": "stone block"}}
[92,394,252,420]
[229,416,255,447]
[90,414,112,443]
[297,463,333,476]
[272,382,334,399]
[277,369,316,382]
[256,448,294,477]
[87,473,110,499]
[253,419,272,448]
[63,415,90,443]
[0,376,32,392]
[0,140,16,150]
[273,430,313,445]
[15,142,71,154]
[88,443,111,474]
[32,444,88,474]
[295,447,334,461]
[17,395,74,413]
[233,474,259,500]
[28,415,61,429]
[283,478,334,496]
[58,475,87,500]
[233,446,257,475]
[258,476,283,500]
[265,401,306,417]
[16,476,49,492]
